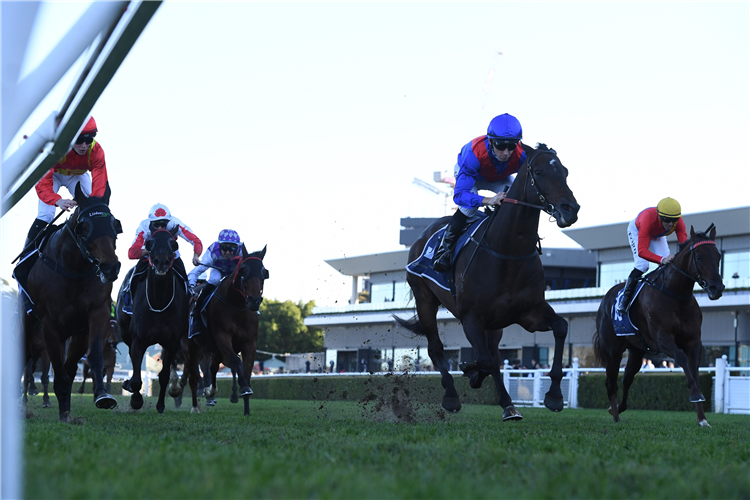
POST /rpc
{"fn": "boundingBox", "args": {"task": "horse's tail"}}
[591,301,608,367]
[392,313,425,336]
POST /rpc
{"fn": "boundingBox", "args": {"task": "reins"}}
[644,230,717,299]
[464,148,558,271]
[215,256,263,310]
[145,273,177,312]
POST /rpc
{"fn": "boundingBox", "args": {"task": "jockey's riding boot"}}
[432,210,468,273]
[617,268,643,314]
[23,218,47,253]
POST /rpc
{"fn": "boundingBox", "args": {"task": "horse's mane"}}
[535,143,553,152]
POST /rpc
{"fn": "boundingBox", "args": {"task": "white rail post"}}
[569,357,580,409]
[533,369,542,407]
[503,359,510,391]
[714,355,726,414]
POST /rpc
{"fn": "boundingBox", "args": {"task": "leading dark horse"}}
[116,227,189,413]
[183,245,268,415]
[21,183,122,421]
[593,225,724,427]
[395,143,579,420]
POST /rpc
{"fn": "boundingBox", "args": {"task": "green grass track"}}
[22,394,749,499]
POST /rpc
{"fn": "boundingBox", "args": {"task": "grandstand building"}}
[304,207,750,372]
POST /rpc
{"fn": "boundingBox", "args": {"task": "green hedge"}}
[578,373,713,412]
[79,373,711,413]
[183,374,503,405]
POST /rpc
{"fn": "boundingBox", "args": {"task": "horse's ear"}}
[74,182,87,205]
[690,225,696,238]
[521,141,533,156]
[101,181,111,205]
[241,243,248,257]
[708,225,717,239]
[169,239,178,252]
[259,245,267,260]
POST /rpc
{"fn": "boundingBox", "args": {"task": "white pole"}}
[0,291,23,500]
[714,355,726,414]
[569,357,580,409]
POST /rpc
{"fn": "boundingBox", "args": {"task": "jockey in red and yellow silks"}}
[23,117,106,251]
[618,197,687,313]
[433,113,527,273]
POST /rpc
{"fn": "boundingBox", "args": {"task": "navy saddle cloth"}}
[406,212,489,291]
[611,281,646,336]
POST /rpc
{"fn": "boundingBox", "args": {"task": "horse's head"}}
[674,224,724,300]
[231,244,269,312]
[145,227,179,277]
[520,143,580,228]
[71,182,122,283]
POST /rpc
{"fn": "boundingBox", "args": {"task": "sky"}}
[2,1,749,307]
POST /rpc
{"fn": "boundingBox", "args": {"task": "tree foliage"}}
[257,299,323,358]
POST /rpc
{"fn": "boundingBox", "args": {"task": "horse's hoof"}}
[190,406,201,414]
[459,361,478,374]
[543,394,564,412]
[441,396,462,413]
[95,394,117,410]
[502,406,523,421]
[122,379,133,393]
[468,373,484,389]
[230,394,239,404]
[690,393,706,403]
[29,389,40,396]
[42,401,52,408]
[239,387,253,397]
[206,398,216,407]
[60,411,71,423]
[698,419,711,428]
[131,393,143,410]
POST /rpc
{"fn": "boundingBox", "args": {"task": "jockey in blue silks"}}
[187,229,242,337]
[432,113,528,272]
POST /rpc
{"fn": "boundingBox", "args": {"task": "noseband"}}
[217,256,265,310]
[669,239,717,291]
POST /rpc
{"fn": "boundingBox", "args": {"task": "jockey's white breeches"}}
[627,218,669,273]
[37,173,91,222]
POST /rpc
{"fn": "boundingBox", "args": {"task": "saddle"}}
[406,213,489,293]
[13,226,63,316]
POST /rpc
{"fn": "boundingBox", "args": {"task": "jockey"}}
[120,203,203,314]
[187,229,242,337]
[432,113,528,272]
[618,197,687,313]
[24,117,106,250]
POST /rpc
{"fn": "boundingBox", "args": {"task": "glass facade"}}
[599,261,658,289]
[370,280,413,303]
[724,250,750,281]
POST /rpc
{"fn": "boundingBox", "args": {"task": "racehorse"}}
[78,317,118,394]
[394,143,579,420]
[20,183,122,421]
[593,225,724,427]
[116,227,189,413]
[182,245,268,415]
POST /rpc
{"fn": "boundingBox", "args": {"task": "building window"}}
[723,250,750,281]
[371,280,413,303]
[599,261,657,289]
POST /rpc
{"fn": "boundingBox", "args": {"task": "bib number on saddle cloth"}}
[612,282,646,336]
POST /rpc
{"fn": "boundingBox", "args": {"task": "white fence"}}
[29,356,749,414]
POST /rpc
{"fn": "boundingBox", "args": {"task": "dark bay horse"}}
[183,245,268,415]
[395,143,579,420]
[116,227,189,413]
[21,183,122,421]
[593,225,724,427]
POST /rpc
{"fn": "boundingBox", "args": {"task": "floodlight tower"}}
[412,175,455,216]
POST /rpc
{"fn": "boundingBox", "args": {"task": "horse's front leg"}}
[181,336,201,413]
[40,352,52,408]
[680,338,709,426]
[125,337,146,410]
[41,325,72,422]
[230,369,239,404]
[156,349,177,414]
[518,303,568,412]
[485,328,522,420]
[86,309,117,409]
[656,333,707,412]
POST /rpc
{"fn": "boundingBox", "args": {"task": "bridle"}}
[144,229,180,313]
[519,148,560,218]
[668,238,717,292]
[216,255,265,311]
